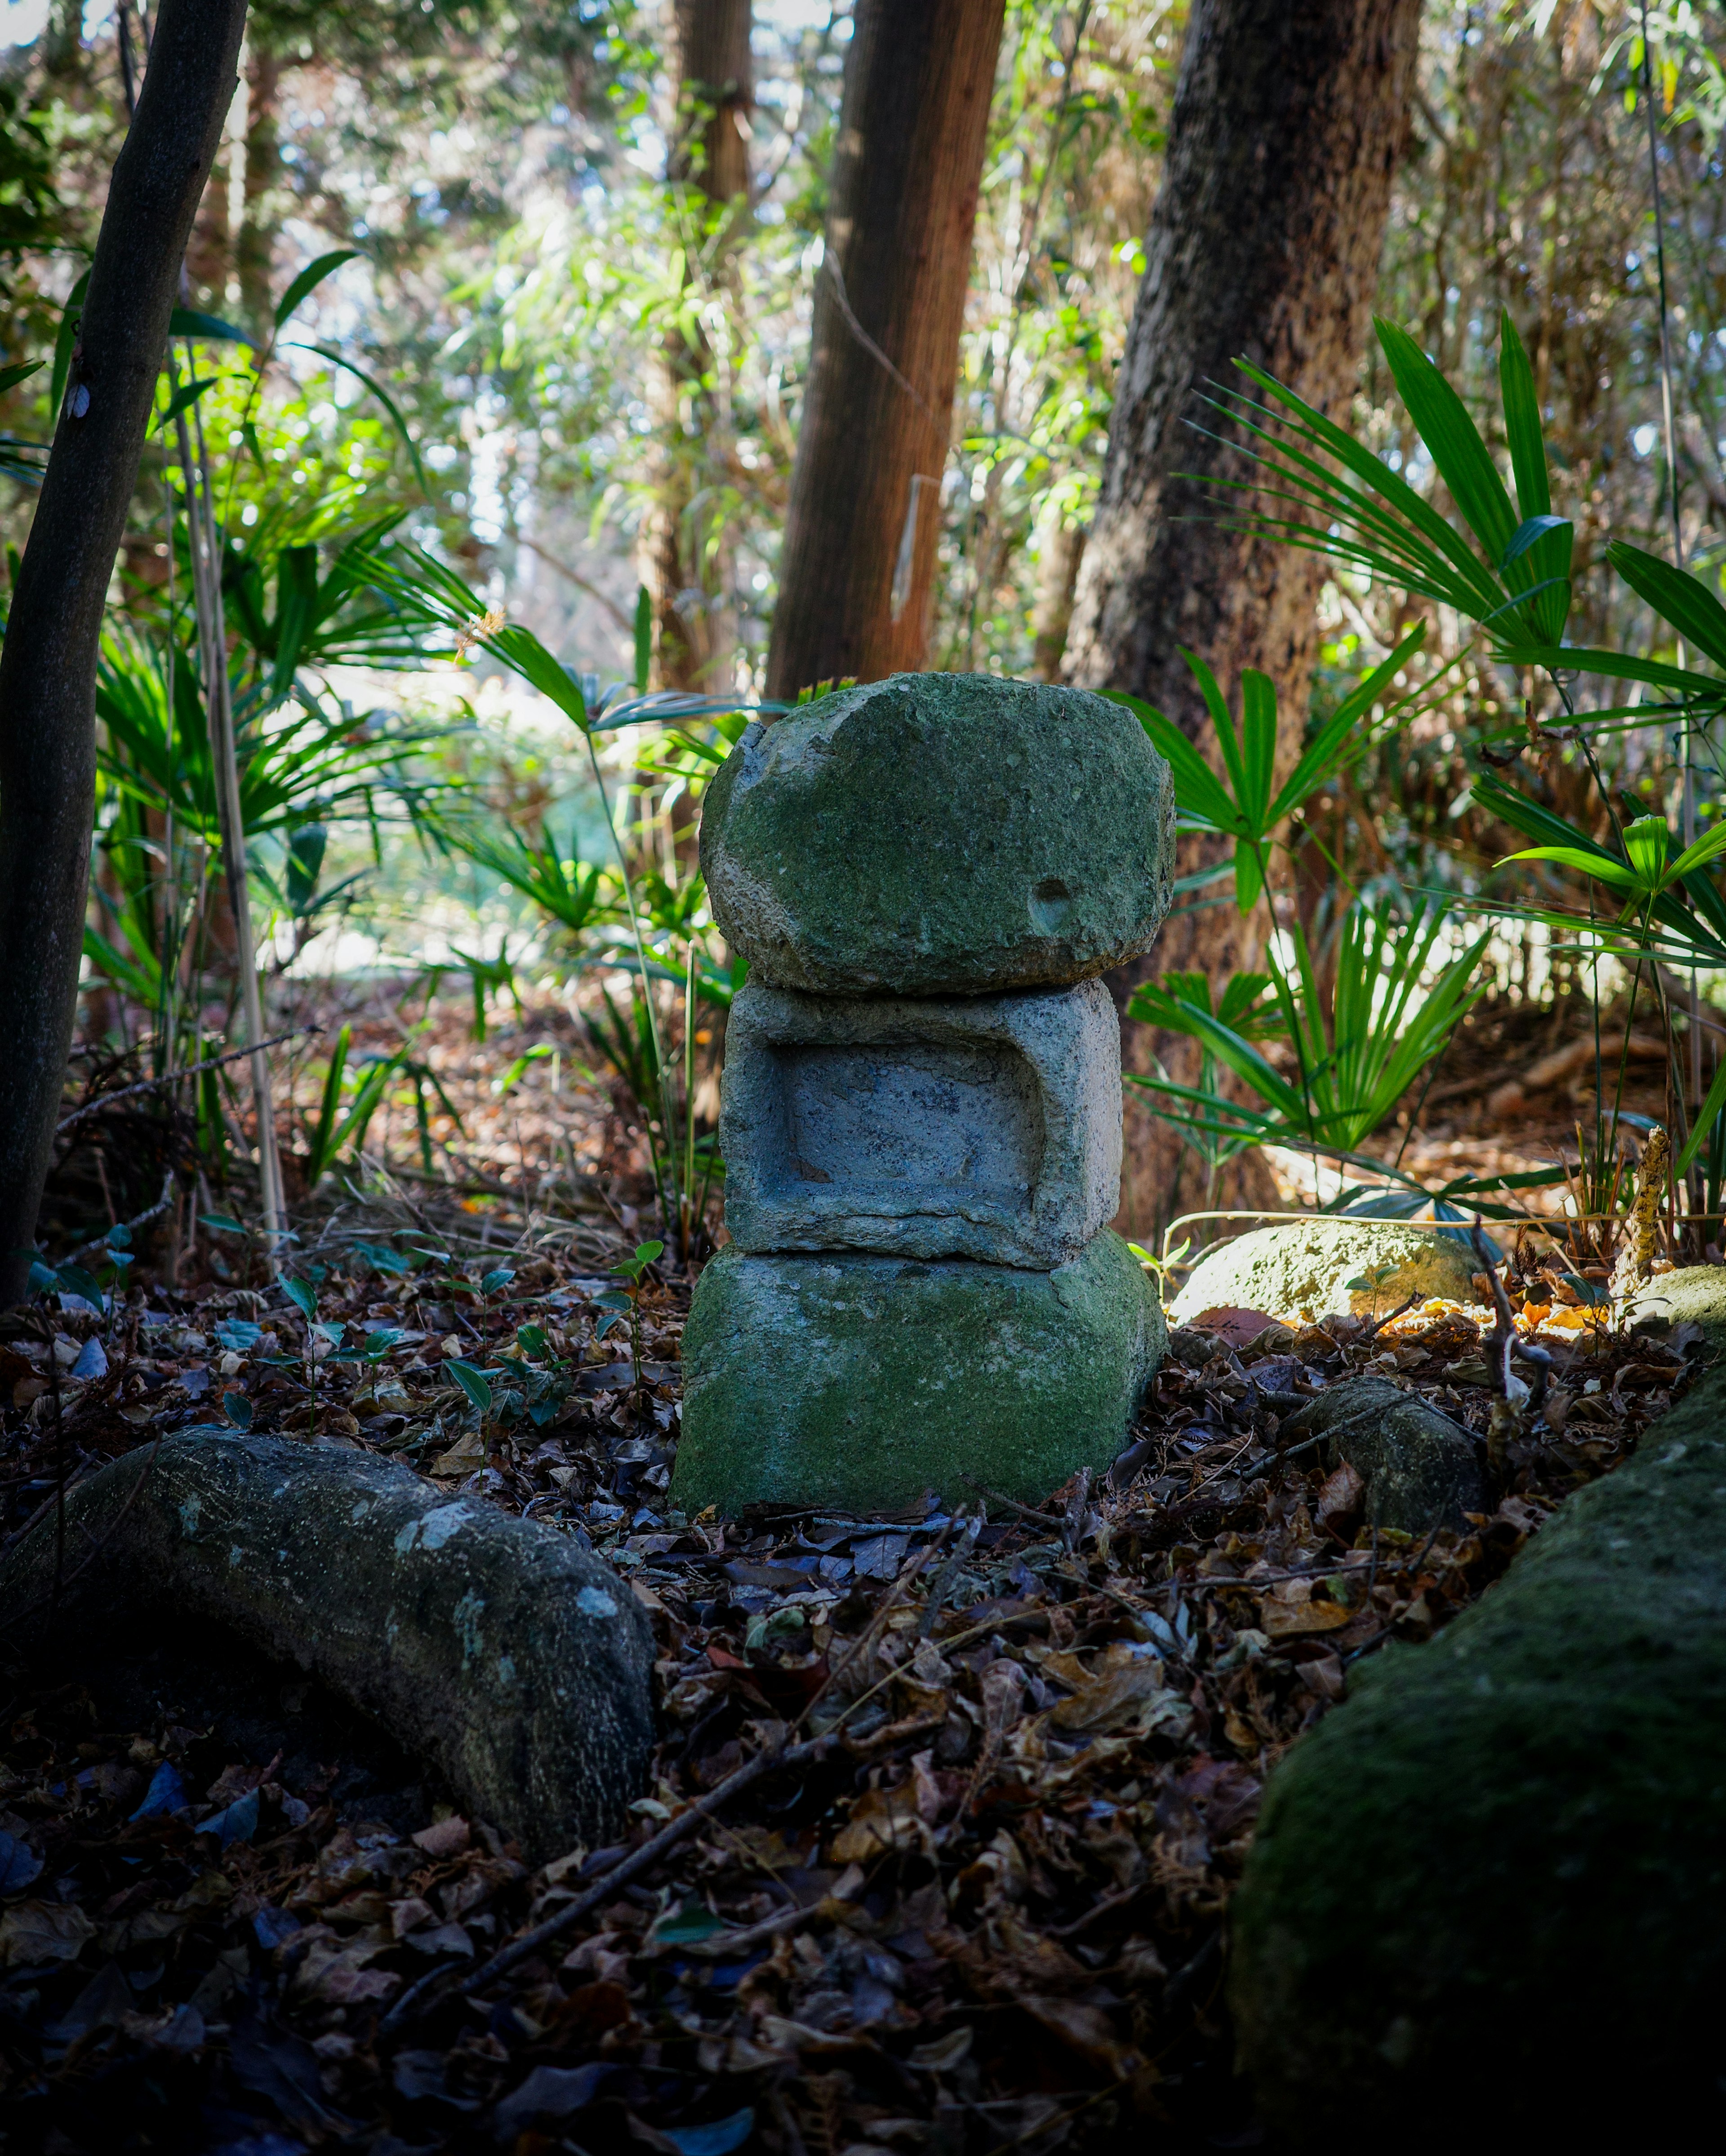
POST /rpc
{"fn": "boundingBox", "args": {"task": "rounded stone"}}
[1230,1353,1726,2141]
[699,673,1175,996]
[1168,1220,1479,1326]
[674,1231,1166,1516]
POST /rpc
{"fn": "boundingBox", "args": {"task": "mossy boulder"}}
[1278,1375,1483,1531]
[1169,1220,1478,1326]
[1230,1348,1726,2140]
[699,674,1175,997]
[675,1230,1165,1515]
[1627,1263,1726,1348]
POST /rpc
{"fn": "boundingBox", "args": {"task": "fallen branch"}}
[379,1729,841,2040]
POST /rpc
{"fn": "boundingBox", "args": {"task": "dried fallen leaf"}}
[0,1899,94,1967]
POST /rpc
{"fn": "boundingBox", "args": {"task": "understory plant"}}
[1167,304,1726,1252]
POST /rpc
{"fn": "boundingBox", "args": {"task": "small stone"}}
[721,976,1122,1269]
[700,673,1175,996]
[1169,1221,1479,1327]
[675,1231,1165,1516]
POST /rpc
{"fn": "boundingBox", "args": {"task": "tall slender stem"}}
[1637,0,1700,1136]
[585,728,681,1236]
[175,368,286,1248]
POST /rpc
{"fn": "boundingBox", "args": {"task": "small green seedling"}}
[595,1240,664,1404]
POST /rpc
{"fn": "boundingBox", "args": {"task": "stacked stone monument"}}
[673,672,1177,1516]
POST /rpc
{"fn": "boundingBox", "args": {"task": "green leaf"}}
[1239,669,1277,827]
[49,269,90,426]
[168,306,254,347]
[223,1391,253,1430]
[1678,1056,1726,1176]
[1375,316,1517,568]
[1497,310,1551,521]
[634,584,652,695]
[281,1276,317,1323]
[273,249,361,332]
[1607,541,1726,672]
[1501,515,1570,568]
[200,1213,249,1237]
[448,1359,494,1415]
[480,1266,516,1296]
[1503,844,1641,895]
[151,375,217,435]
[0,359,42,396]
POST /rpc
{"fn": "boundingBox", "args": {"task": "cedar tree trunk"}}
[642,0,752,691]
[0,0,249,1304]
[766,0,1006,698]
[1062,0,1421,1243]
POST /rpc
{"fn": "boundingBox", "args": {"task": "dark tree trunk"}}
[642,0,753,693]
[1062,0,1421,1244]
[765,0,1006,699]
[0,0,249,1304]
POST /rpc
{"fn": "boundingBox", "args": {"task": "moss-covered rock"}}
[1169,1220,1478,1326]
[1230,1346,1726,2140]
[1627,1263,1726,1348]
[699,674,1175,997]
[1278,1374,1483,1531]
[675,1230,1165,1515]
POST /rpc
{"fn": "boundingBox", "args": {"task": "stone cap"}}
[699,672,1175,996]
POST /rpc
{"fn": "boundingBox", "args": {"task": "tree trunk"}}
[1062,0,1421,1245]
[641,0,752,693]
[0,0,249,1304]
[765,0,1006,700]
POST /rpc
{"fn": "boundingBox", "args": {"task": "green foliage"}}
[1107,631,1425,912]
[1211,309,1575,660]
[1131,903,1490,1163]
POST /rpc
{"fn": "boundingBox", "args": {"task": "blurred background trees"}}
[1,0,1723,1255]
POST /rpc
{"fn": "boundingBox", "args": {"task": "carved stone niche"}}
[718,975,1123,1270]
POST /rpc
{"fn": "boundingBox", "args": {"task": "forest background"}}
[1,0,1725,1266]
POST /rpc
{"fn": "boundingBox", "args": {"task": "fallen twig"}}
[378,1729,840,2041]
[55,1030,316,1136]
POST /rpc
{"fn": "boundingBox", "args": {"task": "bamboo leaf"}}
[274,249,361,332]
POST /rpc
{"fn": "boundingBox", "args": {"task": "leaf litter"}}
[0,1195,1701,2153]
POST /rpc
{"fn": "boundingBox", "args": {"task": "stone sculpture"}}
[673,671,1177,1515]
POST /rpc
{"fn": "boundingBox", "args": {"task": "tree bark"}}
[765,0,1006,700]
[0,0,249,1304]
[641,0,752,692]
[1062,0,1421,1244]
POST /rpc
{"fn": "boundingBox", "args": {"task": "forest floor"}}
[0,988,1700,2155]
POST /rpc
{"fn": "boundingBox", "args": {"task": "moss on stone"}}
[674,1230,1165,1515]
[1169,1220,1478,1326]
[699,674,1175,997]
[1230,1331,1726,2139]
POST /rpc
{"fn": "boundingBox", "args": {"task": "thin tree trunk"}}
[0,0,249,1304]
[1028,510,1085,682]
[1062,0,1421,1245]
[765,0,1006,699]
[642,0,752,693]
[236,41,279,337]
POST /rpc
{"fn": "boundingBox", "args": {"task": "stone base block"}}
[674,1231,1165,1517]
